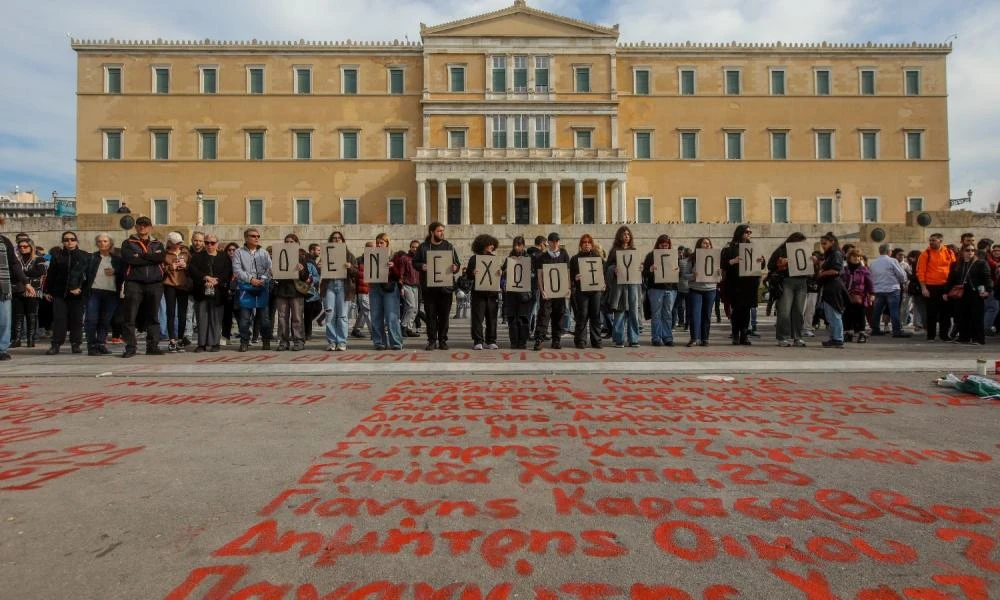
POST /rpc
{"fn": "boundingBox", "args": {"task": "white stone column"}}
[437,179,447,223]
[529,179,539,225]
[611,181,620,224]
[619,180,628,223]
[416,179,427,225]
[506,116,514,149]
[597,178,607,225]
[460,178,470,225]
[506,179,515,224]
[483,179,493,225]
[551,179,561,225]
[574,179,584,224]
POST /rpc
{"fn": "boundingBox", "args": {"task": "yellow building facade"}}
[73,0,951,227]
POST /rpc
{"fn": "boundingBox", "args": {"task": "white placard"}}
[786,241,813,277]
[273,243,301,280]
[652,249,679,284]
[321,243,348,279]
[363,248,391,284]
[577,257,606,292]
[616,249,642,285]
[695,248,722,283]
[739,243,763,277]
[473,255,502,292]
[426,250,455,288]
[540,263,570,299]
[505,256,533,293]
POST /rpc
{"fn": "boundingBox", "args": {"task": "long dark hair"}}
[327,231,345,243]
[471,233,499,254]
[689,237,711,263]
[653,234,671,250]
[613,226,634,250]
[784,232,806,244]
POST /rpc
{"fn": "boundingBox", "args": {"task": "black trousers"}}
[163,286,189,340]
[11,295,38,342]
[123,281,164,351]
[422,288,453,343]
[51,295,85,348]
[304,300,323,339]
[470,292,498,345]
[730,299,753,339]
[955,294,985,344]
[844,303,868,333]
[924,285,951,340]
[574,291,602,346]
[535,298,566,341]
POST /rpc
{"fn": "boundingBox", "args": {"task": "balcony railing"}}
[415,147,627,161]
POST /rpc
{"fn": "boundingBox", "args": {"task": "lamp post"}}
[834,187,842,223]
[196,188,204,226]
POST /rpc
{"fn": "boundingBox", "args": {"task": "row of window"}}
[105,195,924,227]
[101,130,405,160]
[102,61,924,96]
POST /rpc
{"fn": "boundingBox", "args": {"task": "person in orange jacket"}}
[916,232,957,341]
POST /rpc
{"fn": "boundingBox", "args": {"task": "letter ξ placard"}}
[617,249,642,285]
[578,257,606,292]
[785,241,813,277]
[541,263,570,299]
[739,243,762,277]
[274,243,301,280]
[505,256,532,293]
[427,250,454,288]
[363,248,391,284]
[474,255,501,292]
[653,249,679,284]
[695,248,722,283]
[321,243,348,279]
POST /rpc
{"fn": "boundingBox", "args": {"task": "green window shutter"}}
[513,69,527,91]
[202,69,216,94]
[535,68,548,90]
[576,130,591,148]
[154,200,168,225]
[681,70,695,95]
[342,199,357,224]
[296,132,311,159]
[343,69,357,94]
[493,131,506,148]
[816,71,830,95]
[297,69,311,94]
[450,68,464,92]
[106,132,121,160]
[342,132,358,159]
[771,71,785,95]
[637,198,651,223]
[389,199,404,224]
[389,132,404,159]
[535,131,549,149]
[249,132,264,160]
[154,132,169,160]
[907,132,922,159]
[155,69,169,93]
[296,199,311,225]
[772,133,787,159]
[390,69,404,94]
[201,133,217,160]
[817,133,832,159]
[728,199,743,223]
[248,199,263,225]
[774,199,788,223]
[681,132,697,159]
[864,199,878,222]
[107,68,121,94]
[682,198,697,223]
[862,133,877,159]
[726,132,742,159]
[725,71,740,94]
[202,200,216,225]
[861,71,875,95]
[492,68,506,92]
[575,69,590,92]
[905,71,920,95]
[635,70,649,95]
[819,199,833,223]
[636,133,651,159]
[249,69,264,94]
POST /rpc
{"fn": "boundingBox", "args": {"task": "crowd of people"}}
[0,221,996,360]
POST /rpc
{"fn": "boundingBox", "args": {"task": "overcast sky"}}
[1,0,997,211]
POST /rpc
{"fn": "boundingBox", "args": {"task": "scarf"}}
[0,238,10,300]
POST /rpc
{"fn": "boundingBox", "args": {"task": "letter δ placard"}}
[616,249,642,285]
[274,243,301,280]
[474,255,502,292]
[653,249,679,284]
[786,241,813,277]
[541,263,570,299]
[321,244,348,279]
[739,243,763,277]
[577,257,606,292]
[695,248,722,283]
[363,248,391,284]
[426,250,454,288]
[505,256,532,293]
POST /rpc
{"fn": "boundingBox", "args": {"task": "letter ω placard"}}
[739,243,763,277]
[274,243,301,280]
[653,249,679,284]
[427,250,454,288]
[474,255,502,292]
[786,241,813,277]
[505,256,532,293]
[578,257,606,292]
[541,263,570,299]
[321,243,348,279]
[617,249,642,285]
[363,248,391,284]
[695,248,722,283]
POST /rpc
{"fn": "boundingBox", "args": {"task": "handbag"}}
[294,279,312,296]
[946,285,965,301]
[849,291,866,305]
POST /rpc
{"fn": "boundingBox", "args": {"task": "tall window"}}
[200,67,217,94]
[634,69,650,95]
[248,199,264,225]
[818,197,834,223]
[860,69,876,95]
[815,69,831,95]
[512,115,528,148]
[342,68,357,95]
[104,199,121,213]
[513,56,528,92]
[682,198,698,224]
[152,131,169,160]
[105,66,122,94]
[388,131,405,159]
[636,198,652,223]
[906,131,923,159]
[863,197,879,223]
[534,57,549,92]
[199,131,217,160]
[248,67,264,94]
[448,129,467,149]
[679,69,695,95]
[247,131,265,160]
[389,68,404,94]
[295,67,312,94]
[727,198,744,223]
[905,69,920,96]
[491,56,506,92]
[341,199,358,225]
[449,66,465,92]
[295,199,311,225]
[635,132,651,159]
[491,116,507,148]
[574,67,590,92]
[154,67,169,94]
[771,131,787,160]
[295,131,312,159]
[908,197,924,212]
[575,130,592,149]
[725,69,741,95]
[725,131,743,160]
[773,198,789,223]
[680,131,698,159]
[816,131,833,159]
[153,199,168,225]
[104,131,122,160]
[861,131,878,159]
[534,116,550,149]
[201,199,216,226]
[341,131,358,159]
[770,69,786,95]
[388,198,405,224]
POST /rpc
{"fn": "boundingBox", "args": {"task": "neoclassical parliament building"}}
[73,0,951,227]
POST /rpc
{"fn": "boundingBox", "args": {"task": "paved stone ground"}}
[1,317,998,599]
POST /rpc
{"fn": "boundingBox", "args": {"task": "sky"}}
[1,0,997,211]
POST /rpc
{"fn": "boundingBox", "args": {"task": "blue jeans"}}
[85,289,119,347]
[369,285,402,349]
[984,293,999,332]
[0,298,10,353]
[647,288,677,343]
[821,301,844,342]
[324,280,349,345]
[688,289,716,342]
[238,307,271,343]
[871,290,902,334]
[158,296,168,339]
[612,284,641,344]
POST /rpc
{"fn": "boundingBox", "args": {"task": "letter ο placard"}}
[274,243,301,280]
[541,263,570,299]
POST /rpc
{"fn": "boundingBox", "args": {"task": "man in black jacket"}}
[533,232,570,350]
[412,222,460,351]
[120,217,166,357]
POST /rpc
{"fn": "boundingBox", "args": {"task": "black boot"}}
[10,318,21,348]
[25,314,37,348]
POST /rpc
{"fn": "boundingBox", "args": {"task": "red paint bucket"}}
[995,360,1000,375]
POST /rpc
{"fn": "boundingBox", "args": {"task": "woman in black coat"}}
[946,243,993,345]
[188,234,233,352]
[11,239,46,348]
[42,231,90,354]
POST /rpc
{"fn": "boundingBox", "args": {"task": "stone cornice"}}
[70,38,423,53]
[617,40,952,55]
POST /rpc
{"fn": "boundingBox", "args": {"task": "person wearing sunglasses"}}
[232,227,273,352]
[41,231,90,355]
[120,216,167,358]
[188,235,232,352]
[2,235,39,358]
[83,233,123,355]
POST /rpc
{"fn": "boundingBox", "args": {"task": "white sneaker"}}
[326,344,336,351]
[473,343,484,350]
[218,338,228,346]
[803,330,816,337]
[777,340,792,347]
[336,343,347,351]
[487,343,499,350]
